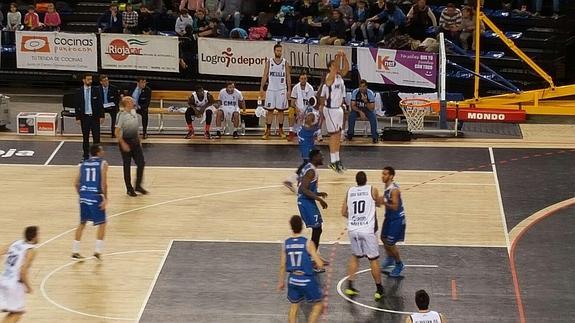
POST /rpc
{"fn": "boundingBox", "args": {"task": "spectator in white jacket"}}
[175,8,194,36]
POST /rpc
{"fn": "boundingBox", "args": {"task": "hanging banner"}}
[16,31,97,71]
[357,48,437,88]
[100,34,179,72]
[198,38,275,77]
[281,43,352,79]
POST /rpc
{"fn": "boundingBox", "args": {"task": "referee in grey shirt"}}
[115,97,148,197]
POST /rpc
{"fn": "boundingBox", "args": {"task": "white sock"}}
[72,240,80,253]
[335,152,340,162]
[95,240,104,253]
[289,126,293,132]
[330,153,337,163]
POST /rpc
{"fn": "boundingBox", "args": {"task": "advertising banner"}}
[100,34,179,72]
[16,31,97,71]
[198,38,276,77]
[282,43,352,78]
[357,48,437,88]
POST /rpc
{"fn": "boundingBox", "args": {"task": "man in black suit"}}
[129,78,152,138]
[75,74,104,160]
[99,75,120,138]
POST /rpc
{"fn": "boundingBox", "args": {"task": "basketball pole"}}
[438,32,448,130]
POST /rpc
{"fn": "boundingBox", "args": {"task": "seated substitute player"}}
[72,144,108,261]
[0,226,38,323]
[406,290,447,323]
[277,215,324,323]
[377,166,406,277]
[288,72,316,140]
[215,81,246,139]
[341,171,384,300]
[185,85,216,139]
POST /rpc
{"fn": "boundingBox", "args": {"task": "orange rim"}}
[399,98,432,108]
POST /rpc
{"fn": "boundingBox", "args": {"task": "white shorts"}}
[201,105,217,124]
[323,107,344,133]
[0,282,26,313]
[265,89,288,111]
[219,106,240,121]
[349,230,379,260]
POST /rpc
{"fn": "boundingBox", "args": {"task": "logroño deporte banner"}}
[100,34,179,72]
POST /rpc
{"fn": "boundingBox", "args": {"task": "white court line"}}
[336,267,438,315]
[136,241,174,322]
[489,147,511,254]
[40,249,165,322]
[173,240,507,249]
[43,140,65,166]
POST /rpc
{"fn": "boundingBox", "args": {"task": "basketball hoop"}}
[399,98,432,132]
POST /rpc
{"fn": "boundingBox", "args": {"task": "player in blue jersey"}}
[283,101,321,193]
[72,144,108,261]
[297,149,329,270]
[377,166,406,277]
[278,215,324,323]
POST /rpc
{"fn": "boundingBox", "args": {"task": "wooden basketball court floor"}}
[0,138,573,322]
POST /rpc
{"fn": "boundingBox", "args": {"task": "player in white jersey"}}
[260,43,291,140]
[288,73,317,141]
[216,81,246,139]
[341,171,384,301]
[320,50,349,173]
[406,290,447,323]
[185,85,216,139]
[0,226,38,322]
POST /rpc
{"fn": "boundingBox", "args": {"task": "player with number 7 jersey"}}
[72,144,109,261]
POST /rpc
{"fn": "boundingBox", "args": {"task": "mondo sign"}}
[16,31,97,71]
[100,34,179,72]
[198,38,275,77]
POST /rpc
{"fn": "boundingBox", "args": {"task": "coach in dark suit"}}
[128,78,152,138]
[99,75,120,138]
[75,74,104,160]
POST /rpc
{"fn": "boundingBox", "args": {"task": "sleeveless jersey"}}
[192,90,209,108]
[79,157,103,196]
[284,236,314,275]
[268,58,287,91]
[347,185,377,233]
[297,163,318,200]
[410,311,442,323]
[219,88,243,109]
[1,240,34,286]
[298,124,320,153]
[384,182,405,220]
[290,82,315,109]
[321,74,346,108]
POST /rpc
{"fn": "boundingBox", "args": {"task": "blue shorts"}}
[80,194,106,226]
[381,217,406,246]
[287,274,322,303]
[298,199,322,228]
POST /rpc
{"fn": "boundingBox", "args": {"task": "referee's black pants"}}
[136,108,149,136]
[80,115,101,159]
[120,138,145,192]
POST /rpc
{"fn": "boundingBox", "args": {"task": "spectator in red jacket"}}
[23,6,41,30]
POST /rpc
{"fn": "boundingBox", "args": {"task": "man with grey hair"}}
[115,97,148,197]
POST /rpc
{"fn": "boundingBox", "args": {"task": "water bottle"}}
[241,121,246,135]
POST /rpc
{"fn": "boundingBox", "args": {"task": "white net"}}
[400,100,431,132]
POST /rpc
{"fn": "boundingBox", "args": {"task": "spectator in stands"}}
[97,4,123,33]
[193,8,215,36]
[406,0,437,41]
[122,3,139,34]
[230,27,248,39]
[0,8,3,28]
[338,0,354,26]
[99,75,121,138]
[43,3,61,31]
[138,5,156,34]
[439,3,462,42]
[406,290,447,323]
[128,78,152,139]
[179,0,204,15]
[295,0,319,37]
[6,3,22,31]
[75,74,104,161]
[23,6,41,30]
[366,1,406,43]
[350,0,369,43]
[311,9,347,46]
[460,6,484,50]
[175,8,194,36]
[217,0,242,29]
[368,0,386,19]
[533,0,560,18]
[347,79,378,143]
[205,0,220,18]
